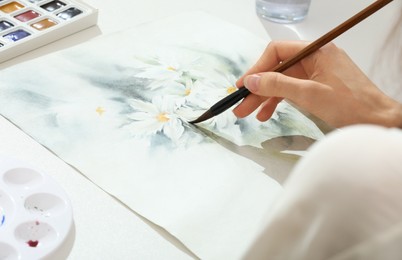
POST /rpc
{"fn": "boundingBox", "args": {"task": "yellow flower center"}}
[226,86,237,94]
[156,113,170,122]
[184,88,191,96]
[167,66,176,71]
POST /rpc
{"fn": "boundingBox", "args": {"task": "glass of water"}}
[256,0,312,24]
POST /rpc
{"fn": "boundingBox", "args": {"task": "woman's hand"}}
[233,41,402,128]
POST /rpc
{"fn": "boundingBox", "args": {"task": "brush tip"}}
[189,110,213,124]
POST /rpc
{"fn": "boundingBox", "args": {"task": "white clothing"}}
[245,125,402,260]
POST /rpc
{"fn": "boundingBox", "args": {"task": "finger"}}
[244,72,321,109]
[232,94,265,118]
[256,97,282,121]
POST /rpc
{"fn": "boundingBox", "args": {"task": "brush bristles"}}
[189,110,213,124]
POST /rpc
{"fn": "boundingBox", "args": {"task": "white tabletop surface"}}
[0,0,399,259]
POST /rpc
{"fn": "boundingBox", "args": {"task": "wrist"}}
[371,94,402,129]
[388,101,402,129]
[396,104,402,129]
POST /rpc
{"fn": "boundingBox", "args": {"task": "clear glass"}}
[256,0,312,24]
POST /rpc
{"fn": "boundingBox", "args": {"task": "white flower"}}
[182,72,242,134]
[202,73,239,99]
[177,101,242,143]
[171,79,213,109]
[126,96,185,142]
[134,51,206,90]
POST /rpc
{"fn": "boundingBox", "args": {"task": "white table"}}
[0,0,399,259]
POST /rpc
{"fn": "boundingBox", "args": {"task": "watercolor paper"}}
[0,12,323,258]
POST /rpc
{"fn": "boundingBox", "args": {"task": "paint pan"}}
[0,156,73,259]
[0,0,98,62]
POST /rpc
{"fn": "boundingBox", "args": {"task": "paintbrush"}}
[189,0,394,124]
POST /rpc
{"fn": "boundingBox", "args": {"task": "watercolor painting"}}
[0,12,323,259]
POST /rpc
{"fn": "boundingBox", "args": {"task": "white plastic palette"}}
[0,0,98,63]
[0,156,72,259]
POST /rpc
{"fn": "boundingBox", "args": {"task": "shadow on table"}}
[198,127,317,185]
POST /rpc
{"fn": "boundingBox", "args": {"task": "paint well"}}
[41,0,66,12]
[56,7,82,20]
[0,20,14,32]
[31,18,57,30]
[3,29,31,42]
[0,2,25,13]
[24,193,66,217]
[3,168,43,187]
[14,10,41,22]
[15,221,57,248]
[14,10,40,22]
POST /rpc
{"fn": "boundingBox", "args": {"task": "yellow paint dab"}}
[96,107,105,116]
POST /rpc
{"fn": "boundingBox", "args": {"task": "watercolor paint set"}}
[0,156,72,259]
[0,0,97,62]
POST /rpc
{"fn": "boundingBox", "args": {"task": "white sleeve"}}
[244,125,402,260]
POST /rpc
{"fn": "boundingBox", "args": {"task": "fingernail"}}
[244,75,260,92]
